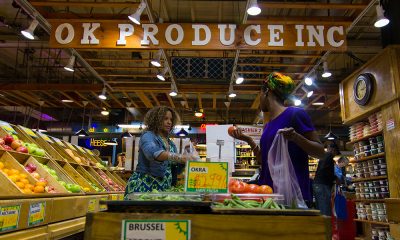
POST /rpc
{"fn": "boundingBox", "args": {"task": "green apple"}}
[27,145,37,154]
[12,135,19,140]
[58,181,67,187]
[35,148,46,157]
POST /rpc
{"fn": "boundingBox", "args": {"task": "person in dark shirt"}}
[313,142,340,216]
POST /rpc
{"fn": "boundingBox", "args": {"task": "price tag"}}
[38,132,53,143]
[0,205,21,232]
[122,220,190,240]
[0,121,16,134]
[52,137,65,147]
[118,194,124,200]
[87,199,97,213]
[185,161,228,193]
[28,202,45,226]
[99,197,108,211]
[20,126,37,138]
[110,194,119,201]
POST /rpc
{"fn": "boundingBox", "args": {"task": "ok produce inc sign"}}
[49,21,346,51]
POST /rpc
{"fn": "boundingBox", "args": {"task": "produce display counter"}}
[84,201,329,240]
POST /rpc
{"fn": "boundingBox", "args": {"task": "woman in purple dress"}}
[232,72,324,203]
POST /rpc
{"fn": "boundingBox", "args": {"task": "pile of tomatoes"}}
[229,178,273,194]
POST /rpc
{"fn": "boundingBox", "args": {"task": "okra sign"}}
[49,21,346,51]
[185,161,228,193]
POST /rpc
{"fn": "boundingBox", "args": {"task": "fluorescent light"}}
[312,102,324,106]
[374,5,389,28]
[247,0,261,16]
[322,62,331,78]
[21,19,39,40]
[64,55,76,72]
[128,1,146,25]
[99,87,107,100]
[118,124,147,129]
[305,77,313,86]
[294,99,302,106]
[307,90,314,98]
[62,99,74,103]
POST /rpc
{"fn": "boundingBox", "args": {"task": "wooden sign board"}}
[49,21,346,51]
[185,161,228,193]
[121,220,190,240]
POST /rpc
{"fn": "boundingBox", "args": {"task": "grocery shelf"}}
[350,153,385,163]
[354,219,390,226]
[354,199,386,203]
[352,175,388,183]
[347,130,383,145]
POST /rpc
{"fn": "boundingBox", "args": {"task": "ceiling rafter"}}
[74,92,100,109]
[197,93,203,109]
[59,92,83,107]
[150,93,160,106]
[89,91,111,108]
[259,2,368,10]
[247,16,353,25]
[108,92,126,109]
[166,93,175,108]
[121,91,139,108]
[318,95,339,110]
[30,1,139,8]
[212,93,217,110]
[250,93,261,110]
[135,91,153,108]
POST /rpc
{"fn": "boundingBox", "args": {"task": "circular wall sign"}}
[353,73,374,106]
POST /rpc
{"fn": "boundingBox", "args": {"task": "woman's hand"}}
[231,127,251,142]
[278,127,300,142]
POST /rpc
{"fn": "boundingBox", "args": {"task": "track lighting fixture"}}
[235,73,244,85]
[21,19,39,40]
[294,99,302,106]
[321,62,332,78]
[304,77,313,86]
[98,87,107,100]
[64,55,76,72]
[247,0,261,16]
[156,67,168,81]
[374,5,389,28]
[228,86,236,98]
[128,0,147,25]
[169,84,178,97]
[150,50,162,67]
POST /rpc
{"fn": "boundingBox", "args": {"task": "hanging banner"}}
[49,21,346,51]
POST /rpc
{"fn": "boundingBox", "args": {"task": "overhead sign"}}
[49,21,346,51]
[185,161,228,193]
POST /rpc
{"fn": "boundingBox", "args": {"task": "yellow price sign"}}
[87,199,97,213]
[0,205,21,232]
[185,161,228,193]
[122,220,190,240]
[99,197,108,211]
[20,126,37,138]
[28,202,45,226]
[0,121,16,134]
[38,132,52,143]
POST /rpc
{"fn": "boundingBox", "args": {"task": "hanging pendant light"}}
[321,62,332,78]
[176,128,188,137]
[247,0,261,16]
[75,101,89,137]
[64,55,76,72]
[374,5,389,28]
[151,50,162,67]
[324,123,338,140]
[121,131,133,138]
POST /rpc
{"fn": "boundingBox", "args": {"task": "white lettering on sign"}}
[190,167,208,173]
[268,25,284,46]
[55,23,75,44]
[165,24,184,45]
[218,24,236,46]
[244,25,261,46]
[117,24,134,45]
[50,22,347,51]
[81,23,100,44]
[192,24,211,46]
[141,24,159,45]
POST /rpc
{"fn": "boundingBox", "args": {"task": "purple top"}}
[259,107,315,202]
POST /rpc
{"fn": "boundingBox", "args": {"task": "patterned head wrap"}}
[262,72,295,101]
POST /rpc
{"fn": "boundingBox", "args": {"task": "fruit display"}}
[126,189,203,201]
[229,178,273,194]
[89,182,103,192]
[213,194,285,209]
[0,135,46,157]
[96,170,125,191]
[64,148,97,166]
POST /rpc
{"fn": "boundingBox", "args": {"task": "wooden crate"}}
[11,126,52,159]
[110,171,127,185]
[57,161,95,193]
[104,170,125,189]
[60,140,91,167]
[29,129,68,162]
[47,138,79,164]
[74,165,106,193]
[85,167,116,192]
[0,151,38,195]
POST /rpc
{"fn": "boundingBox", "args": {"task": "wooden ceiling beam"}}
[74,92,100,109]
[239,53,321,58]
[318,95,339,110]
[259,2,367,10]
[0,84,103,92]
[11,91,54,108]
[212,93,217,110]
[100,74,157,78]
[86,58,155,62]
[108,92,125,108]
[41,91,66,106]
[121,91,139,108]
[93,67,158,70]
[0,94,21,106]
[135,91,153,108]
[150,93,160,106]
[197,93,203,109]
[247,16,353,25]
[181,93,189,109]
[30,1,139,8]
[251,93,261,110]
[5,92,34,106]
[238,63,313,67]
[166,93,175,108]
[306,95,324,109]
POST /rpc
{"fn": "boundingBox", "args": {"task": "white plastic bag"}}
[267,133,307,208]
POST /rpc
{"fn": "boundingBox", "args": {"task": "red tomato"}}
[227,126,237,137]
[231,180,247,193]
[246,184,259,193]
[256,185,273,194]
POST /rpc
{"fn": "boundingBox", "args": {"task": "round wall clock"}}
[353,73,375,106]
